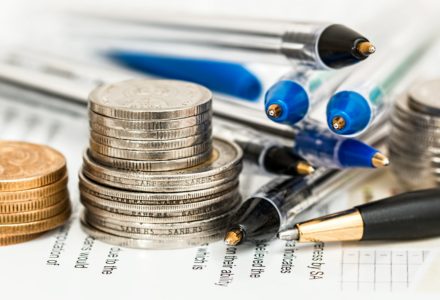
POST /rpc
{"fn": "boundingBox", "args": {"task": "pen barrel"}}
[280,23,326,68]
[358,188,440,240]
[76,12,371,69]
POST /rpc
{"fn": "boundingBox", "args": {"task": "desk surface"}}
[0,85,439,299]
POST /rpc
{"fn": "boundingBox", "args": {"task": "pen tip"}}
[296,161,316,175]
[277,228,299,241]
[224,228,244,246]
[267,104,282,119]
[371,152,390,168]
[332,116,346,131]
[356,41,376,57]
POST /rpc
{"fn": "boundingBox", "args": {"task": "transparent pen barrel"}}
[72,14,326,66]
[335,20,436,111]
[280,68,349,103]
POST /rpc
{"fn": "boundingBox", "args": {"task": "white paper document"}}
[0,92,439,299]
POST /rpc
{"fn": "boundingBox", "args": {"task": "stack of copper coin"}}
[79,79,242,249]
[0,141,71,246]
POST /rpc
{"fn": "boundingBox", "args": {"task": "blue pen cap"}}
[264,80,309,124]
[326,91,371,135]
[337,138,378,168]
[108,51,262,101]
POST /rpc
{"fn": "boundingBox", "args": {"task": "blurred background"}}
[2,0,439,108]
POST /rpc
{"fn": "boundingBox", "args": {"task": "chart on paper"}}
[341,249,428,292]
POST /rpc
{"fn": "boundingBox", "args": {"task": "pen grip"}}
[358,188,440,240]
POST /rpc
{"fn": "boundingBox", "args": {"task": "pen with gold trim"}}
[223,167,377,246]
[277,188,440,242]
[236,141,315,176]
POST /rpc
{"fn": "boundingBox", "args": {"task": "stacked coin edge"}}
[0,141,71,246]
[389,79,440,188]
[80,79,242,249]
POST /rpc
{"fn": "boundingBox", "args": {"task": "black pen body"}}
[237,141,313,176]
[358,188,440,240]
[284,188,440,243]
[227,176,313,243]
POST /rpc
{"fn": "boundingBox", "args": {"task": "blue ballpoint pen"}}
[265,68,350,125]
[107,50,262,101]
[292,121,389,169]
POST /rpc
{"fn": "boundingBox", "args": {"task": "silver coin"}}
[388,156,432,172]
[91,121,212,141]
[393,109,440,132]
[80,187,239,213]
[89,110,212,131]
[84,215,229,240]
[85,209,230,232]
[88,148,212,172]
[84,137,242,180]
[89,79,212,120]
[388,132,440,152]
[394,95,440,128]
[390,122,440,148]
[80,216,223,249]
[86,217,226,240]
[389,154,431,170]
[78,170,239,205]
[408,79,440,116]
[89,139,212,161]
[388,161,425,173]
[388,141,433,159]
[388,158,433,176]
[390,117,435,138]
[82,165,241,192]
[90,130,212,150]
[82,196,240,224]
[394,133,440,149]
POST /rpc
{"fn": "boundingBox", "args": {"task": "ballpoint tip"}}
[296,161,315,175]
[277,228,299,241]
[267,104,282,119]
[332,116,346,131]
[224,228,243,246]
[356,41,376,57]
[371,152,390,168]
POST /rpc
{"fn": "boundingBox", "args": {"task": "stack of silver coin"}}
[389,79,440,188]
[79,79,243,249]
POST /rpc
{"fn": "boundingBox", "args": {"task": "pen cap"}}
[318,24,369,69]
[264,80,309,124]
[358,188,440,240]
[228,196,281,243]
[263,145,307,176]
[108,51,262,101]
[337,139,378,168]
[326,90,371,136]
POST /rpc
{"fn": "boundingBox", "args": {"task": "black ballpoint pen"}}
[278,188,440,242]
[223,167,373,246]
[236,141,315,176]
